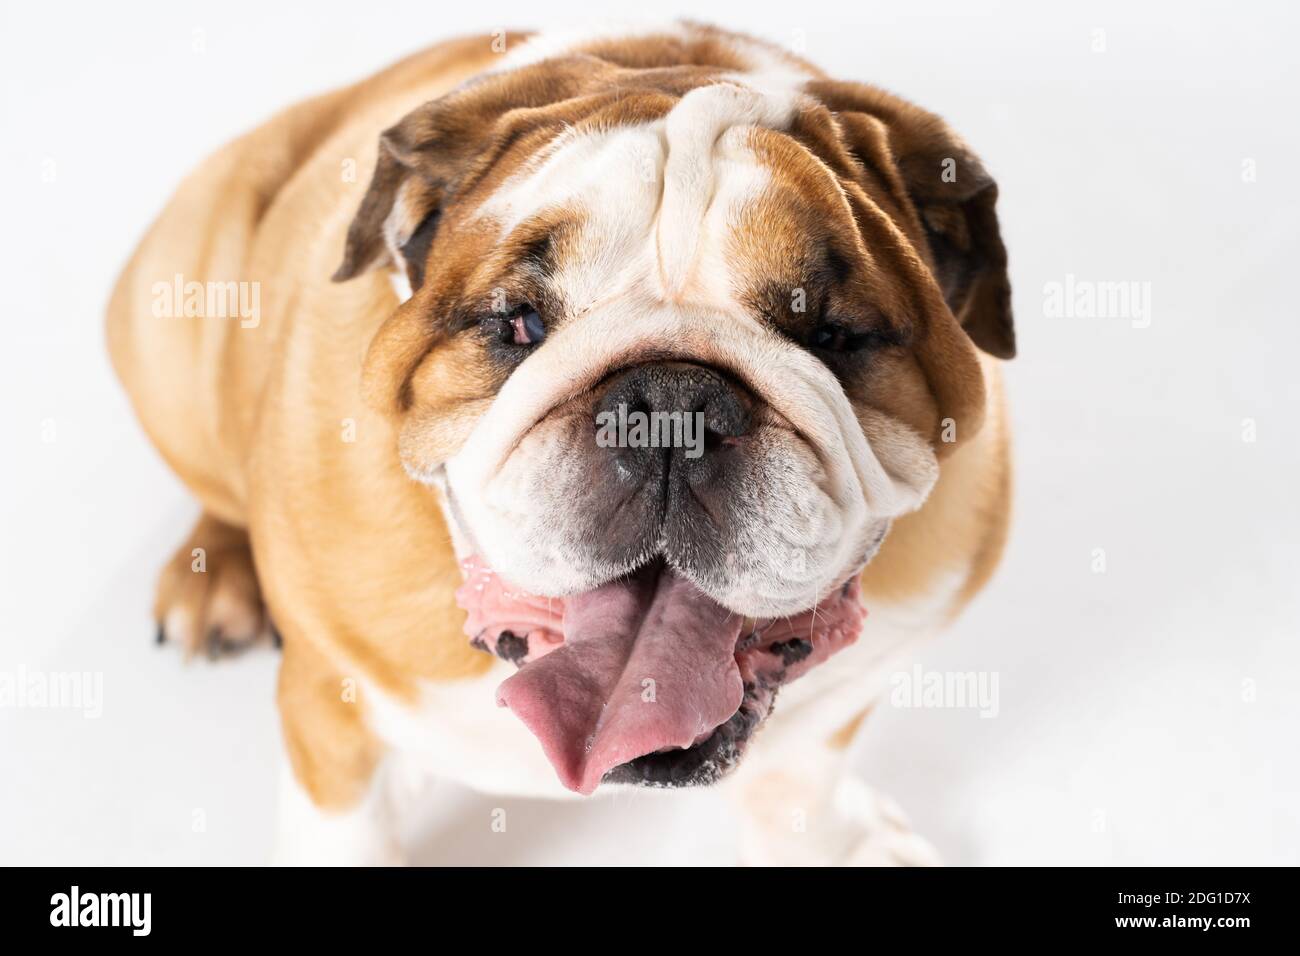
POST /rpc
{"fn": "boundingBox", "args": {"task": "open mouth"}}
[456,556,865,794]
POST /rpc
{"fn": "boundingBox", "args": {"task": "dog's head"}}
[335,26,1013,793]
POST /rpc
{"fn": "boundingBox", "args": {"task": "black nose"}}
[594,362,749,481]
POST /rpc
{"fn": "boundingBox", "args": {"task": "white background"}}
[2,0,1298,865]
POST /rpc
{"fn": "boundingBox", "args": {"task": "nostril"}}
[699,387,748,440]
[701,428,743,455]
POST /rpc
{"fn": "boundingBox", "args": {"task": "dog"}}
[107,22,1014,865]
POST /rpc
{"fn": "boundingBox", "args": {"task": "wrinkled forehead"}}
[473,79,831,312]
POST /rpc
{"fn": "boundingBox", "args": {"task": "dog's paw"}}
[735,769,941,867]
[154,513,273,659]
[830,777,941,866]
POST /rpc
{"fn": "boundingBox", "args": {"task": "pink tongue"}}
[495,567,744,795]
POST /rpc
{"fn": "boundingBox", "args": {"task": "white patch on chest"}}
[362,665,582,799]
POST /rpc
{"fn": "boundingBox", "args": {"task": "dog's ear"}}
[332,83,512,289]
[805,81,1015,359]
[334,56,618,291]
[331,118,451,288]
[892,122,1015,360]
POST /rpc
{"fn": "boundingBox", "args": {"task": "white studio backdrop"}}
[1,0,1297,864]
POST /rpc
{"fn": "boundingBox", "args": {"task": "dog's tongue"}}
[495,566,744,795]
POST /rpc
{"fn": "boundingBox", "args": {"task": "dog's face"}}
[335,31,1013,792]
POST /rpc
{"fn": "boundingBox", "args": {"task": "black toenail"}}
[155,624,165,645]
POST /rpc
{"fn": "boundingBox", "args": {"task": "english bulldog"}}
[107,22,1014,866]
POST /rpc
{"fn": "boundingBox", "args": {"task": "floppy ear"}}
[805,81,1015,359]
[894,132,1015,359]
[334,55,619,291]
[331,110,462,289]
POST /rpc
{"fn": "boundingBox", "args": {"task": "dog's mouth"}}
[455,556,865,794]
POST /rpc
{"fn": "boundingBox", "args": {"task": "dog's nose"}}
[594,362,749,480]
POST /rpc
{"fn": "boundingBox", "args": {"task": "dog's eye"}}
[509,306,546,346]
[810,323,848,350]
[809,322,888,353]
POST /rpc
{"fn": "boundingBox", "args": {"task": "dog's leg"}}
[724,720,940,867]
[271,635,403,866]
[272,765,401,867]
[154,512,273,658]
